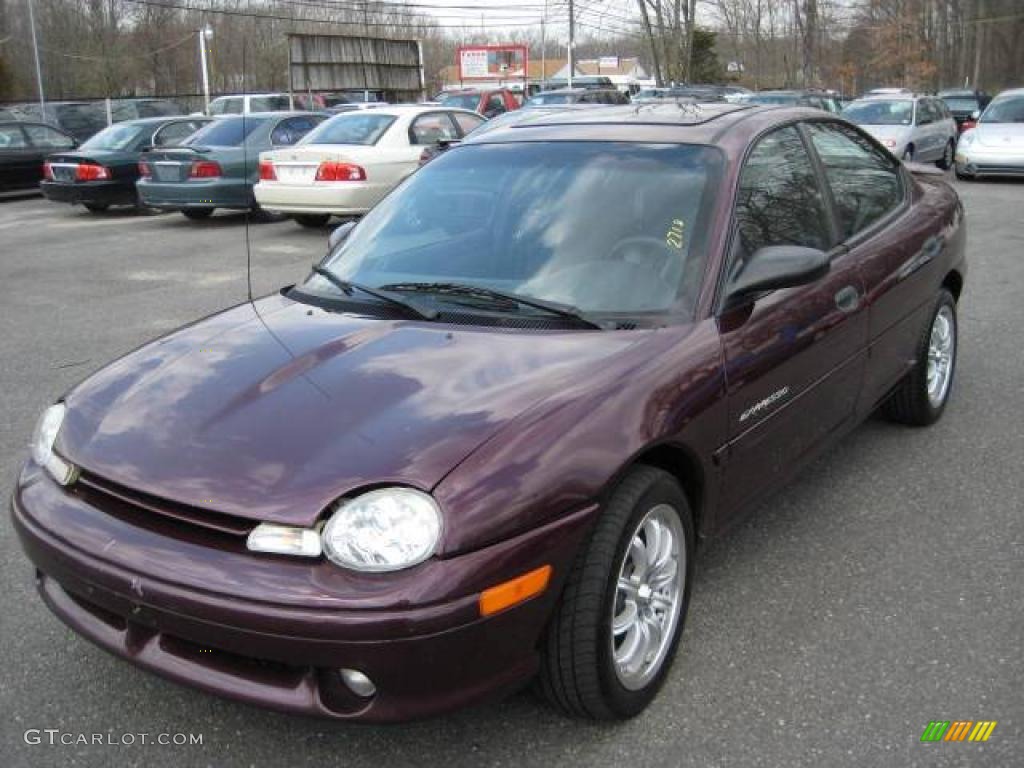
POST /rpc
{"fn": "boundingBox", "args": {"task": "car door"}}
[0,124,39,191]
[717,123,868,519]
[803,120,940,412]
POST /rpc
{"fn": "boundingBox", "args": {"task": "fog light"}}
[339,668,376,698]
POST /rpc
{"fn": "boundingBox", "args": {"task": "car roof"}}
[992,87,1024,98]
[459,102,820,148]
[109,116,202,126]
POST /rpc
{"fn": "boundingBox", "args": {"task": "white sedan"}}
[254,105,485,227]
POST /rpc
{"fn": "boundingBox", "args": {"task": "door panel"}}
[718,124,868,520]
[802,121,938,411]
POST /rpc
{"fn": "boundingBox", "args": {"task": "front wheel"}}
[294,214,330,228]
[883,289,957,426]
[538,466,694,719]
[937,140,955,170]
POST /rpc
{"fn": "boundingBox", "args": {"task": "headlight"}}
[960,130,975,145]
[31,403,77,485]
[322,488,442,572]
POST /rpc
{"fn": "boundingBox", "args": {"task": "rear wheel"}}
[83,202,108,213]
[294,214,330,228]
[883,289,957,426]
[937,140,955,170]
[538,465,694,719]
[182,209,213,220]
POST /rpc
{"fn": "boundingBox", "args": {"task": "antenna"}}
[242,44,254,304]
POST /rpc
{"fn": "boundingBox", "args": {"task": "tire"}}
[937,140,955,170]
[181,209,213,220]
[883,289,957,426]
[83,202,108,213]
[294,214,330,228]
[538,465,695,719]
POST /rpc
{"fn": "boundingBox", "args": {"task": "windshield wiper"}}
[379,282,602,329]
[311,266,438,320]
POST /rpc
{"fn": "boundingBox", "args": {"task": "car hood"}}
[58,293,644,526]
[970,122,1024,148]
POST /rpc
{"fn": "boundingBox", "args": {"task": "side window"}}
[270,117,319,146]
[23,124,74,148]
[216,98,242,115]
[409,113,459,145]
[0,124,27,148]
[916,101,933,125]
[733,125,831,269]
[153,121,197,146]
[806,122,903,241]
[451,111,485,136]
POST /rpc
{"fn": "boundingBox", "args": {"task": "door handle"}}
[835,285,860,313]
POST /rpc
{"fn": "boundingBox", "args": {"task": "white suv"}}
[207,94,293,116]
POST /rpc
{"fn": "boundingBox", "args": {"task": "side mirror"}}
[970,109,981,120]
[325,220,356,257]
[725,245,830,305]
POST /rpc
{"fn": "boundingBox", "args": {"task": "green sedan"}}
[137,111,325,220]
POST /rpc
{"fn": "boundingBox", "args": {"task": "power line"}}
[121,0,545,29]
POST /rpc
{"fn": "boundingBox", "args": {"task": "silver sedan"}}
[955,88,1024,180]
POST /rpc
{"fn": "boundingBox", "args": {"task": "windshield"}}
[250,95,290,112]
[300,114,396,145]
[307,142,722,317]
[980,96,1024,123]
[525,93,574,106]
[187,116,266,146]
[79,122,146,151]
[438,93,481,111]
[842,99,913,125]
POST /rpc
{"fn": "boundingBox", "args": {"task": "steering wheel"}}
[606,235,678,278]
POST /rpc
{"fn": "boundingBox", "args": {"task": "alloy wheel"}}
[610,504,685,691]
[927,304,955,408]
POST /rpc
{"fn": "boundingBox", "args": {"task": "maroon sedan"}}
[12,103,965,722]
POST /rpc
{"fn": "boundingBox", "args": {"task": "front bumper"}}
[40,180,136,207]
[11,467,595,721]
[253,180,385,216]
[137,178,253,211]
[955,146,1024,177]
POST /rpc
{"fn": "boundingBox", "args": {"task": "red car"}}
[13,104,965,722]
[438,87,520,118]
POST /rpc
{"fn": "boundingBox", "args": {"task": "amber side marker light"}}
[479,565,552,617]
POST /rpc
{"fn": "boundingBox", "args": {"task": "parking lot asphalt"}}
[1,186,1021,768]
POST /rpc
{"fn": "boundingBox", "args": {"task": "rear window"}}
[941,97,979,112]
[301,114,396,146]
[79,122,147,151]
[187,116,266,146]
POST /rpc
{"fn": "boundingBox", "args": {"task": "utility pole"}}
[540,0,547,91]
[568,0,574,88]
[27,0,46,114]
[199,26,212,113]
